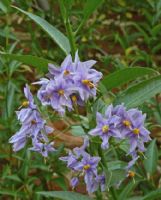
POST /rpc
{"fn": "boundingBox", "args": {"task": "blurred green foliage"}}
[0,0,161,199]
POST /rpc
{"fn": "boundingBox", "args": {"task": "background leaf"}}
[12,6,71,55]
[102,67,157,90]
[83,0,104,22]
[115,75,161,108]
[71,125,86,136]
[0,53,53,73]
[142,188,161,200]
[144,139,158,175]
[76,0,104,33]
[37,191,92,200]
[118,182,139,200]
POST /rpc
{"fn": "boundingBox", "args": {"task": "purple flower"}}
[9,126,29,151]
[70,93,84,107]
[48,54,74,81]
[16,84,37,123]
[60,150,80,169]
[74,51,97,71]
[23,84,37,109]
[29,141,55,157]
[121,108,151,155]
[60,137,103,193]
[85,173,99,193]
[63,152,101,194]
[112,104,151,156]
[96,173,106,192]
[88,104,151,172]
[73,62,102,101]
[73,137,89,156]
[9,85,55,157]
[73,153,100,174]
[10,109,46,151]
[70,177,79,188]
[35,52,102,115]
[33,78,50,106]
[45,77,75,115]
[60,137,89,169]
[79,154,101,194]
[89,105,121,149]
[126,155,139,170]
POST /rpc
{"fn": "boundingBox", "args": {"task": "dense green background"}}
[0,0,161,199]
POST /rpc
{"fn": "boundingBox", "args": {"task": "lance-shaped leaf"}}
[115,75,161,108]
[102,67,157,90]
[0,52,54,73]
[12,6,71,55]
[144,139,158,175]
[142,189,161,200]
[76,0,104,34]
[37,191,92,200]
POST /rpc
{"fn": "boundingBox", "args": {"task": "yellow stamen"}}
[58,89,64,96]
[102,125,109,133]
[83,164,91,170]
[128,171,135,178]
[82,79,95,89]
[133,128,140,135]
[22,101,29,107]
[71,95,77,103]
[123,120,131,127]
[64,70,70,76]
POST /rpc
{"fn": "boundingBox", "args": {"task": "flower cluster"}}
[34,52,102,115]
[60,138,105,193]
[8,52,152,195]
[89,104,151,169]
[9,85,55,157]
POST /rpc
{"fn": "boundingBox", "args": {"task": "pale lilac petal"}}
[71,177,79,188]
[89,127,102,136]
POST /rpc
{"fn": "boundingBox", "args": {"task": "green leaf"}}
[4,175,22,183]
[0,190,24,197]
[118,181,139,200]
[102,67,157,90]
[0,52,53,73]
[53,177,67,190]
[115,75,161,108]
[142,189,161,200]
[76,0,104,34]
[152,43,161,54]
[152,24,161,36]
[7,80,15,117]
[129,22,150,44]
[83,0,104,22]
[0,2,7,13]
[144,139,158,174]
[12,6,71,55]
[71,125,85,136]
[0,28,17,40]
[31,164,50,171]
[127,197,142,200]
[37,191,92,200]
[105,169,126,187]
[108,160,127,171]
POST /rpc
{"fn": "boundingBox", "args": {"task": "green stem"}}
[95,190,103,200]
[98,145,107,168]
[110,187,118,200]
[75,18,86,35]
[58,0,77,57]
[65,18,77,58]
[98,146,119,200]
[5,13,10,120]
